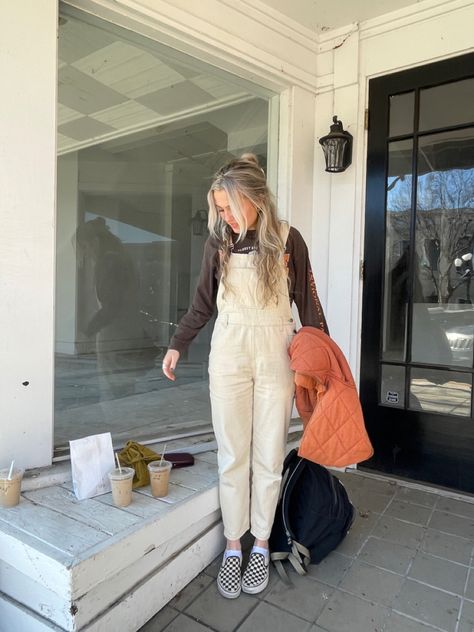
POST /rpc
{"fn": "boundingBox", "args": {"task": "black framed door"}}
[360,53,474,493]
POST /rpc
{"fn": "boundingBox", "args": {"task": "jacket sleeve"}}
[168,237,219,354]
[288,227,329,335]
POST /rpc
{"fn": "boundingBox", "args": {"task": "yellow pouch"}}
[117,441,160,488]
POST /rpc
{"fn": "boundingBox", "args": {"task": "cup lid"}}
[108,467,135,479]
[147,460,172,469]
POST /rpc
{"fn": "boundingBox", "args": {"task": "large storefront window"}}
[55,9,272,449]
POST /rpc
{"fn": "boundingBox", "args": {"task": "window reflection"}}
[412,128,474,368]
[382,140,413,361]
[55,11,271,448]
[409,368,472,417]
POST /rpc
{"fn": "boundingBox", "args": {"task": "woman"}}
[162,154,328,598]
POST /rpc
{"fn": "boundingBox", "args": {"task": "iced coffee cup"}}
[148,460,172,498]
[108,467,135,507]
[0,467,24,508]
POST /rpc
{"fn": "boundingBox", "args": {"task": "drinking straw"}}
[7,460,14,481]
[115,453,122,474]
[159,444,167,466]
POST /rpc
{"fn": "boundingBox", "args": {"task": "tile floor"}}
[140,470,474,632]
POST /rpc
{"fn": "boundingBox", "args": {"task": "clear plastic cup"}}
[147,460,172,498]
[108,467,135,507]
[0,467,24,508]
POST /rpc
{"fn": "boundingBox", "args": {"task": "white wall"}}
[0,0,58,469]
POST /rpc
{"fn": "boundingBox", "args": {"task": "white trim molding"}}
[359,0,474,39]
[64,0,319,92]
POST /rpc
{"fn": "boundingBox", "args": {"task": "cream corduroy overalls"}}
[208,224,295,541]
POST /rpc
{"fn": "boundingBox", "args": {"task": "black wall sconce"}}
[191,209,208,236]
[319,116,353,173]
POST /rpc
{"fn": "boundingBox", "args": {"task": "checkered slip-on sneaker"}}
[217,553,242,599]
[241,551,269,594]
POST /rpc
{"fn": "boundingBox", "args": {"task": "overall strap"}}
[279,220,290,247]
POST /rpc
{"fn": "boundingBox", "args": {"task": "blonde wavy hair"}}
[207,153,286,306]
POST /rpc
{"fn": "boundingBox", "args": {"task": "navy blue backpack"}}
[269,448,355,580]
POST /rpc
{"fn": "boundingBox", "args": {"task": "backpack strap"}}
[293,540,311,562]
[270,540,311,583]
[288,541,311,575]
[270,552,293,585]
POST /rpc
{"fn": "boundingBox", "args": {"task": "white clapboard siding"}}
[72,511,221,629]
[0,521,72,588]
[0,559,73,630]
[0,591,64,632]
[0,520,223,632]
[70,485,220,599]
[2,509,221,630]
[84,522,224,632]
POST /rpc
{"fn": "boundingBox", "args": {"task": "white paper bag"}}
[70,432,115,500]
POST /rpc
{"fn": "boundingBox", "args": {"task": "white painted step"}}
[0,520,224,632]
[0,453,222,631]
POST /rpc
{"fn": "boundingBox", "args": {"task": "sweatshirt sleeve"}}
[288,227,329,335]
[168,237,219,354]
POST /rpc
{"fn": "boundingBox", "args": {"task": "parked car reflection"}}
[446,325,474,365]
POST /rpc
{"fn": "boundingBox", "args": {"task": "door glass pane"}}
[380,364,406,408]
[419,78,474,131]
[411,128,474,367]
[55,11,272,448]
[389,91,414,137]
[409,368,472,417]
[382,140,413,361]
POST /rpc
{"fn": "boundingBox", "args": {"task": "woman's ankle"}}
[226,538,241,551]
[254,538,268,549]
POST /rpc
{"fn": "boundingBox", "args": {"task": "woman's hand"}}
[162,349,180,381]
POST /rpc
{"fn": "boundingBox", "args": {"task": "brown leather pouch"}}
[165,452,195,468]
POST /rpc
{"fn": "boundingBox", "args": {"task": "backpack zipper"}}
[282,459,303,545]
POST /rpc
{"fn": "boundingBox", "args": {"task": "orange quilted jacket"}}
[289,327,373,467]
